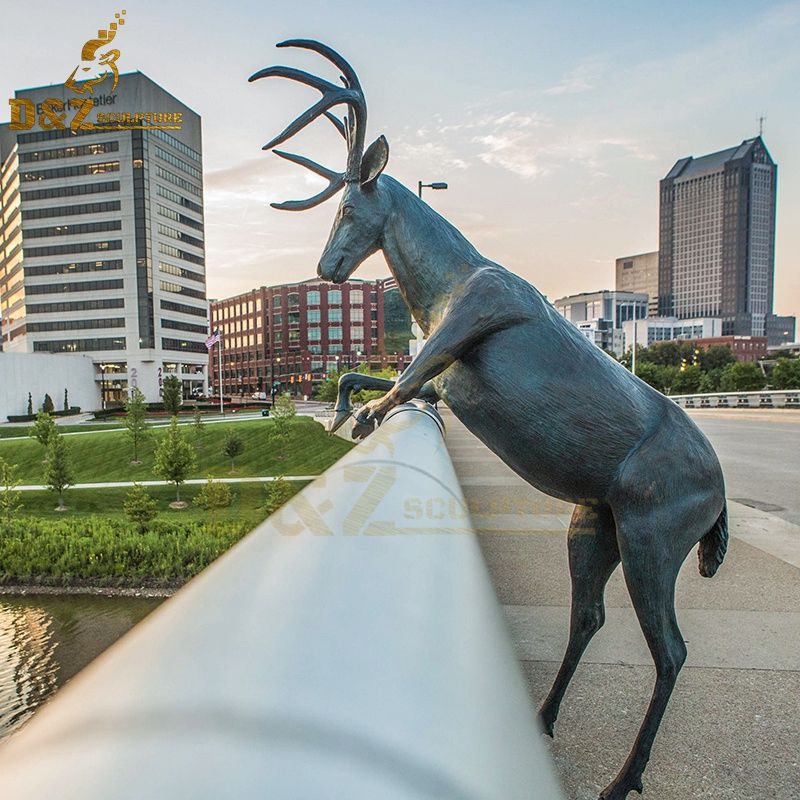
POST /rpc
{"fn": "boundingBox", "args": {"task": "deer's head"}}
[249,40,390,283]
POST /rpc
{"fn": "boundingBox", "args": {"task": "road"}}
[687,409,800,525]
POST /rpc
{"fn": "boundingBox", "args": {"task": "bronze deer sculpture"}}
[250,40,728,800]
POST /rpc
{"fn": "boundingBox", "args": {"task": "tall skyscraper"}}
[658,136,777,337]
[0,73,209,405]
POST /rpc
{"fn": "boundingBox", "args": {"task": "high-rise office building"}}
[0,73,209,405]
[658,137,777,338]
[615,251,659,317]
[209,278,398,399]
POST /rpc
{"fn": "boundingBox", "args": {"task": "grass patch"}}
[0,417,352,484]
[15,481,306,527]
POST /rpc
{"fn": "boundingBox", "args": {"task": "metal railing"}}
[670,389,800,409]
[0,400,563,799]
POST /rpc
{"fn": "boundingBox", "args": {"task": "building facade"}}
[615,251,659,317]
[658,137,778,338]
[0,352,101,421]
[0,73,209,405]
[691,335,768,363]
[554,289,647,357]
[209,278,398,399]
[622,316,723,351]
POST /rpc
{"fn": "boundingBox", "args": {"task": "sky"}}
[2,0,798,321]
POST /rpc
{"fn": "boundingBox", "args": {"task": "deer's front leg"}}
[356,271,525,426]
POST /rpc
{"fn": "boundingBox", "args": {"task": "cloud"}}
[543,62,600,96]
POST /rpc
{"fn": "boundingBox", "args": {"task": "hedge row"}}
[0,517,251,587]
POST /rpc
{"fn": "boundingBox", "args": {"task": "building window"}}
[351,307,364,322]
[307,291,320,305]
[288,292,300,307]
[308,327,321,341]
[328,326,342,340]
[351,325,364,340]
[328,289,342,305]
[308,309,321,323]
[329,308,342,323]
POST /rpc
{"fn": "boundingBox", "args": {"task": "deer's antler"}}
[248,40,367,210]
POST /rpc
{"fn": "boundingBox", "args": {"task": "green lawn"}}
[0,417,352,484]
[15,481,306,527]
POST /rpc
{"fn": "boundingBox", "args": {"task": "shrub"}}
[264,476,294,515]
[194,477,232,530]
[42,393,55,414]
[124,484,159,533]
[0,517,251,586]
[27,393,33,416]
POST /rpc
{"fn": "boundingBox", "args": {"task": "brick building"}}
[209,277,402,399]
[691,335,768,363]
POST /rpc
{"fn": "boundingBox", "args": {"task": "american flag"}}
[205,330,221,350]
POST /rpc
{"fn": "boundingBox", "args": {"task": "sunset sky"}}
[3,0,798,321]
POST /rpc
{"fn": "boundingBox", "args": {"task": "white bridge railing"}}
[670,389,800,409]
[0,401,563,800]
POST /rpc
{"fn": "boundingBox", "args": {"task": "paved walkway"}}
[441,409,799,800]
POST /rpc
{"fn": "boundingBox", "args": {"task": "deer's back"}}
[433,308,689,504]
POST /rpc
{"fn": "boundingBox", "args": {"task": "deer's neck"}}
[379,176,481,333]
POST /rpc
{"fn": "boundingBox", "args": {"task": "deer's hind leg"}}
[598,508,691,800]
[539,502,619,736]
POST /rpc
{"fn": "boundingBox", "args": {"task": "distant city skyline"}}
[2,0,798,324]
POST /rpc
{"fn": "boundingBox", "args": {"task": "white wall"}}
[0,353,101,420]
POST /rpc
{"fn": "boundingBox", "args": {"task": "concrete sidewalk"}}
[441,409,799,800]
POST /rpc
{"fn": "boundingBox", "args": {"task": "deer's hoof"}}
[537,709,555,738]
[598,774,644,800]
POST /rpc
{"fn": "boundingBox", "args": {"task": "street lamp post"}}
[417,181,448,200]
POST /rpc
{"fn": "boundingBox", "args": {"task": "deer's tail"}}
[698,502,728,578]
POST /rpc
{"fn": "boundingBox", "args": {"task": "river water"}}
[0,594,164,740]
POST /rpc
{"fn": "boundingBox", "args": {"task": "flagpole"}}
[217,334,224,415]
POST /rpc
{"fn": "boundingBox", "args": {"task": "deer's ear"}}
[360,135,389,188]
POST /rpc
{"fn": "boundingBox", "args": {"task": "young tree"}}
[42,393,55,414]
[124,387,149,464]
[268,393,297,460]
[27,392,33,417]
[719,362,767,392]
[29,411,56,455]
[194,476,232,530]
[153,416,197,506]
[44,433,74,511]
[264,475,294,514]
[123,484,158,533]
[192,408,205,434]
[162,375,183,415]
[223,430,245,473]
[63,388,69,412]
[0,457,22,527]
